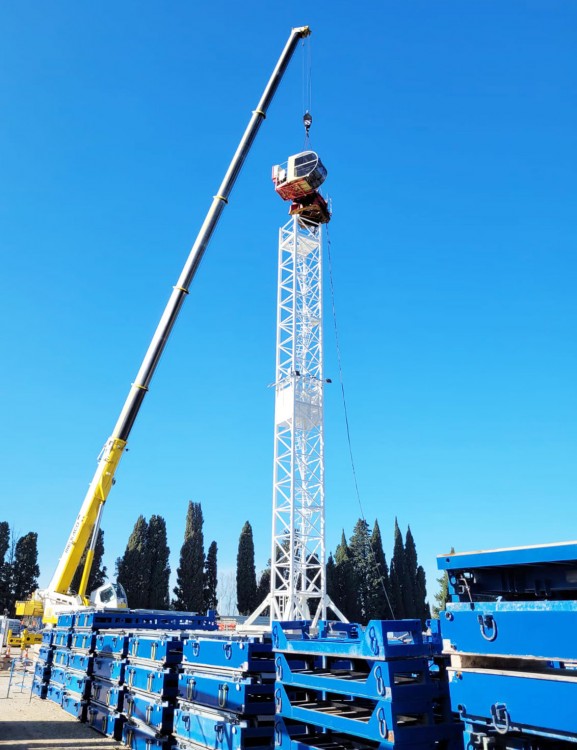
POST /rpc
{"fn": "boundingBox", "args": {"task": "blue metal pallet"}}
[86,703,125,739]
[437,542,577,602]
[41,630,54,646]
[449,667,577,742]
[122,721,173,749]
[275,652,446,704]
[95,631,129,657]
[442,601,577,661]
[174,704,274,749]
[128,632,183,664]
[56,612,75,628]
[272,621,438,661]
[124,689,175,733]
[274,682,452,745]
[182,635,273,672]
[75,608,217,631]
[274,716,464,750]
[178,670,275,715]
[124,663,178,697]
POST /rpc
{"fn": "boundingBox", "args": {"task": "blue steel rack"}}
[437,541,577,748]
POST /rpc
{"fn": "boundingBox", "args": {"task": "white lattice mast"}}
[244,150,345,627]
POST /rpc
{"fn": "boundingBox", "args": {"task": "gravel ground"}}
[0,649,121,750]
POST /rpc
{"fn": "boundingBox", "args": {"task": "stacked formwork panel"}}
[272,619,463,750]
[173,632,277,750]
[31,629,54,699]
[438,543,577,748]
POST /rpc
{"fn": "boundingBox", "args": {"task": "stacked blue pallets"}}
[272,619,463,750]
[120,630,182,749]
[438,542,577,749]
[173,632,276,750]
[32,629,54,699]
[87,628,128,739]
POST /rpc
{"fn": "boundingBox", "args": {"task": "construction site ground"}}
[0,649,120,750]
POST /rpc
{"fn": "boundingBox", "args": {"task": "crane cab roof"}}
[272,151,327,202]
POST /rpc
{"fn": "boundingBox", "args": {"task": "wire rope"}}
[325,225,395,619]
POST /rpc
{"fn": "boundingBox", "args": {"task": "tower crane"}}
[16,25,312,624]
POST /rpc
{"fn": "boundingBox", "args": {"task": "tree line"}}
[1,505,440,624]
[0,522,40,615]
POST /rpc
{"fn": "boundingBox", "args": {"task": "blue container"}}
[86,703,125,739]
[178,670,275,715]
[31,677,48,699]
[124,690,174,734]
[41,630,54,646]
[124,663,177,698]
[53,648,70,668]
[93,656,125,682]
[128,632,183,665]
[123,721,173,749]
[68,651,93,674]
[49,666,66,686]
[71,630,96,651]
[46,682,64,705]
[62,693,86,720]
[182,636,273,672]
[38,645,54,664]
[56,612,75,628]
[63,669,91,698]
[95,631,129,657]
[53,628,72,648]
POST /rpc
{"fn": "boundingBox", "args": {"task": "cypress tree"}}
[368,519,392,620]
[70,528,107,596]
[349,519,374,623]
[236,521,257,616]
[117,515,150,609]
[147,516,171,610]
[333,531,358,621]
[389,518,406,619]
[0,522,10,613]
[403,526,419,618]
[173,502,206,612]
[204,541,218,611]
[326,553,336,605]
[10,532,40,613]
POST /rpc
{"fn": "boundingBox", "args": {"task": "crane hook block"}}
[303,111,312,136]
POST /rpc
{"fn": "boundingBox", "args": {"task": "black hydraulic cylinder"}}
[112,26,310,442]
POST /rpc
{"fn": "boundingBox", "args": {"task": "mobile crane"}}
[16,25,312,624]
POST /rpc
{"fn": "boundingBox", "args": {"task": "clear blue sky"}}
[1,2,576,607]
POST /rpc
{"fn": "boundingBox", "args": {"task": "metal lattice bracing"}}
[243,215,346,629]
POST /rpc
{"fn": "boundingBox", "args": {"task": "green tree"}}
[403,526,419,618]
[10,532,40,612]
[204,541,218,611]
[70,528,107,596]
[332,531,358,621]
[367,519,393,620]
[147,516,171,610]
[173,502,205,612]
[236,521,257,616]
[432,547,454,617]
[117,515,150,609]
[349,519,375,623]
[0,522,10,613]
[389,518,407,619]
[254,560,271,618]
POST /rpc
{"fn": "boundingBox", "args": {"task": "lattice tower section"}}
[267,215,327,622]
